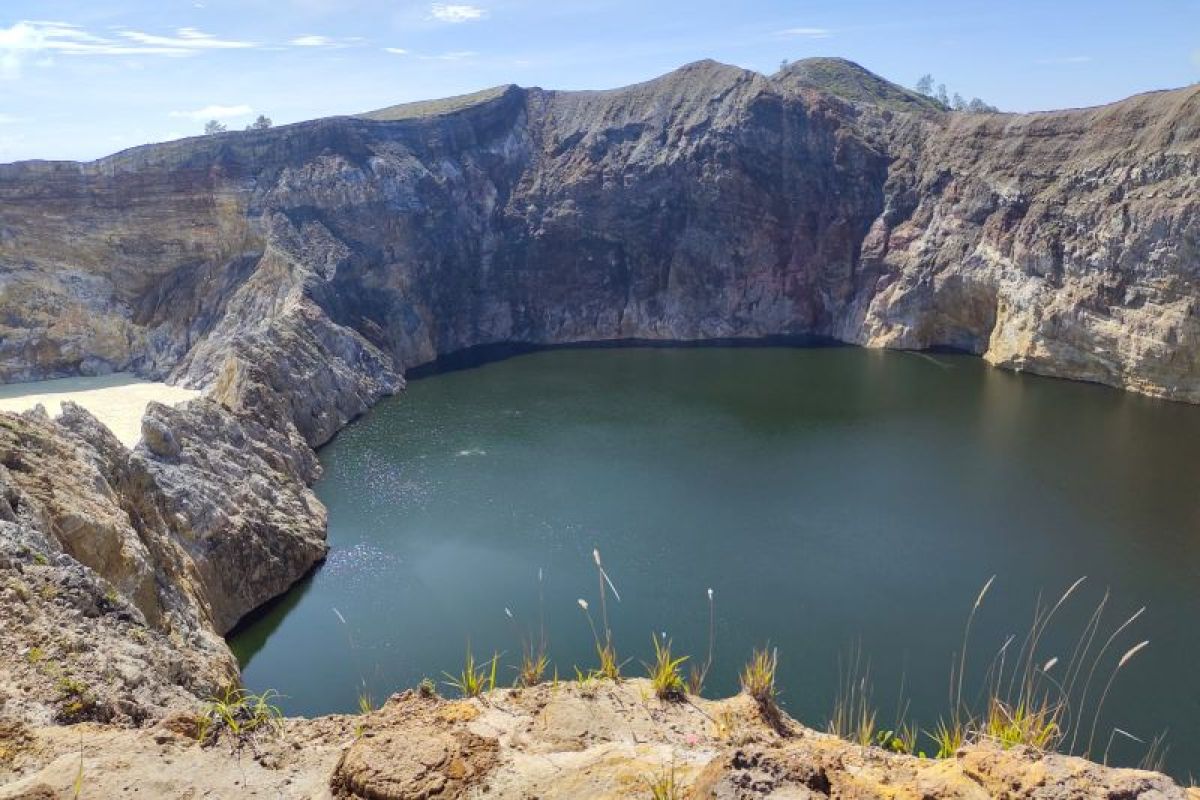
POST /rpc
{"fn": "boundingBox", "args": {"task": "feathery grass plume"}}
[979,634,1016,712]
[1104,726,1145,766]
[952,574,994,723]
[943,580,1152,763]
[442,645,499,698]
[830,643,878,747]
[1136,731,1170,773]
[1069,606,1144,753]
[646,634,688,701]
[505,598,549,688]
[642,762,683,800]
[580,550,623,680]
[688,588,716,696]
[1061,590,1109,705]
[1008,577,1086,706]
[333,607,378,722]
[1086,640,1149,757]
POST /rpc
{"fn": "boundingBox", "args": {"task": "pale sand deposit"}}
[0,373,200,448]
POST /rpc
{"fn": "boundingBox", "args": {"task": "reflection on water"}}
[229,347,1200,777]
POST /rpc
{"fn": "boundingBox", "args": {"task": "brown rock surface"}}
[1,681,1195,799]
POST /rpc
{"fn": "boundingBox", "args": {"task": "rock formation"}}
[1,57,1198,796]
[2,680,1197,799]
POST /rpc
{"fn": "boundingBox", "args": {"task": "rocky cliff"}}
[3,59,1198,416]
[1,57,1198,796]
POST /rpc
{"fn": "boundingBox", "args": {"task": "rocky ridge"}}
[1,57,1198,796]
[3,680,1198,799]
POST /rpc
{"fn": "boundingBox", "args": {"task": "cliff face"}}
[4,59,1197,423]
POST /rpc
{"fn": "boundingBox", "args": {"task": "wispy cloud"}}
[116,27,257,51]
[384,47,476,61]
[289,34,362,48]
[417,50,478,61]
[429,4,487,23]
[1036,55,1092,65]
[776,27,832,39]
[168,103,253,120]
[0,113,17,124]
[0,20,260,77]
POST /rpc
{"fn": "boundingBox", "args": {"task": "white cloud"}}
[289,34,360,48]
[169,104,253,121]
[417,50,477,61]
[0,113,17,124]
[291,34,332,46]
[1036,55,1092,65]
[776,27,832,39]
[384,47,409,55]
[0,20,259,78]
[116,27,257,50]
[429,4,487,23]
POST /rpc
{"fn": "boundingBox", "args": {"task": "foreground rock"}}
[1,680,1194,799]
[0,399,326,724]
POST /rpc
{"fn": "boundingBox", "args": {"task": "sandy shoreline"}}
[0,374,200,448]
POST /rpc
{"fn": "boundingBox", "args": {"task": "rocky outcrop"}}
[0,397,327,724]
[2,680,1196,798]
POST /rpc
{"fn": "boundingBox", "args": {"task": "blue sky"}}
[1,1,1198,162]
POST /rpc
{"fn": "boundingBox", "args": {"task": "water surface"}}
[230,347,1200,775]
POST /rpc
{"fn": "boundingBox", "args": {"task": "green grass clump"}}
[929,718,964,759]
[642,762,683,799]
[574,666,600,698]
[984,698,1061,751]
[442,646,498,698]
[645,635,688,701]
[874,723,918,755]
[356,688,375,716]
[56,677,97,722]
[516,648,549,688]
[196,687,284,745]
[740,646,780,723]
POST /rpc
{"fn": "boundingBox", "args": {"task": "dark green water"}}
[230,347,1200,776]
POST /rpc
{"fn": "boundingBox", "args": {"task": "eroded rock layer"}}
[3,59,1197,413]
